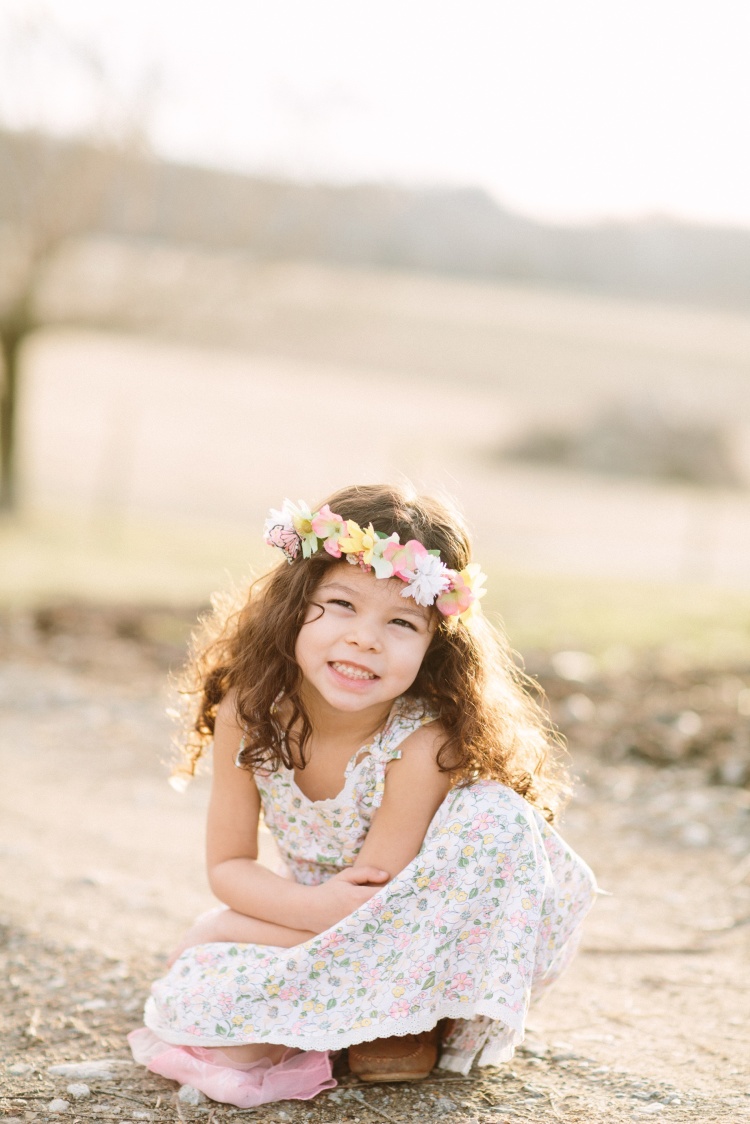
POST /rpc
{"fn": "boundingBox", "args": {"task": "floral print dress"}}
[142,697,597,1074]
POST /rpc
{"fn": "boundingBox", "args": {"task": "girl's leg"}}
[168,907,315,966]
[213,1042,290,1064]
[168,909,316,1064]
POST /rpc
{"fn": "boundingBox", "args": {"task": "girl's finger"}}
[346,866,390,884]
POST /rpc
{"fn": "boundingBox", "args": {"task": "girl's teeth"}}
[332,662,376,681]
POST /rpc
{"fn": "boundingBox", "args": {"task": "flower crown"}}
[263,499,487,622]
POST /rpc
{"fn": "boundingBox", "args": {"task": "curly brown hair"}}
[171,483,570,821]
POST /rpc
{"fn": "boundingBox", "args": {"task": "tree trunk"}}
[0,324,26,513]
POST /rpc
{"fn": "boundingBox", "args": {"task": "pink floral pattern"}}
[142,698,597,1074]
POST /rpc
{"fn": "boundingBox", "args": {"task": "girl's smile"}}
[329,661,378,683]
[295,564,435,718]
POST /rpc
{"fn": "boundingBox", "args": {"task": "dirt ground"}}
[1,606,749,1124]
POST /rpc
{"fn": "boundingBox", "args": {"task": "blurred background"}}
[2,8,750,1097]
[2,0,750,652]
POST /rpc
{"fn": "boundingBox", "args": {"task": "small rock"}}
[47,1100,70,1114]
[276,1113,291,1122]
[636,1105,665,1115]
[48,1061,115,1081]
[674,710,702,737]
[178,1085,207,1106]
[679,822,712,848]
[66,1083,91,1100]
[519,1042,548,1058]
[434,1098,457,1113]
[8,1063,34,1075]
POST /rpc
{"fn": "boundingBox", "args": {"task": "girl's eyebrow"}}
[321,582,430,622]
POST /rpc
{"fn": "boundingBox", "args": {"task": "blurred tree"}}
[0,11,156,511]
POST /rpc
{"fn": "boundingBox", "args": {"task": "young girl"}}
[129,484,597,1107]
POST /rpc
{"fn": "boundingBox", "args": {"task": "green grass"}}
[0,508,266,608]
[3,509,750,663]
[488,568,750,664]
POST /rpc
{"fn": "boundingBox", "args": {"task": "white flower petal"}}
[401,555,451,606]
[263,505,294,540]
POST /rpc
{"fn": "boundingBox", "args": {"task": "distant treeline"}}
[3,129,750,308]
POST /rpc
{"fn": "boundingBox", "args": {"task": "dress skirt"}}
[140,781,597,1074]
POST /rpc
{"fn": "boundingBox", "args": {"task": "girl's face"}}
[295,563,435,717]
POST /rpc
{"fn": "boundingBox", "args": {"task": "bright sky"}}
[2,0,750,228]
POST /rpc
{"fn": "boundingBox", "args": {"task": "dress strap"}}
[374,697,437,762]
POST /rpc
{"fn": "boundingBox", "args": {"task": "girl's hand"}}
[309,866,390,932]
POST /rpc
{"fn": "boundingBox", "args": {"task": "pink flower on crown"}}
[311,504,347,557]
[382,538,427,579]
[436,562,487,619]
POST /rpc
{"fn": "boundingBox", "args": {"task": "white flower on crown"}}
[401,552,451,607]
[263,503,295,543]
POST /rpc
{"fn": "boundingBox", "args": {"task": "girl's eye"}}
[391,618,417,631]
[328,598,354,610]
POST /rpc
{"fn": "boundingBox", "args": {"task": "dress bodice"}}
[249,696,436,885]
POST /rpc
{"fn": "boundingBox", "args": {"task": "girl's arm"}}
[205,696,388,935]
[353,721,453,878]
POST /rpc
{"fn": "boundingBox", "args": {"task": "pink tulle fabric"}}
[127,1028,336,1107]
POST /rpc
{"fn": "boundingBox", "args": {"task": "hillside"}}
[2,129,750,309]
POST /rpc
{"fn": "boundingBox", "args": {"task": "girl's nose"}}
[346,618,381,650]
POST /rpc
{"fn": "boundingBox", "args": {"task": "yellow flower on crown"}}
[286,500,320,558]
[338,520,380,565]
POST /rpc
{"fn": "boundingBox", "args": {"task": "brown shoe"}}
[348,1026,441,1083]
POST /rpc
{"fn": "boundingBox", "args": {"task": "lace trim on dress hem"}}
[144,1000,524,1059]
